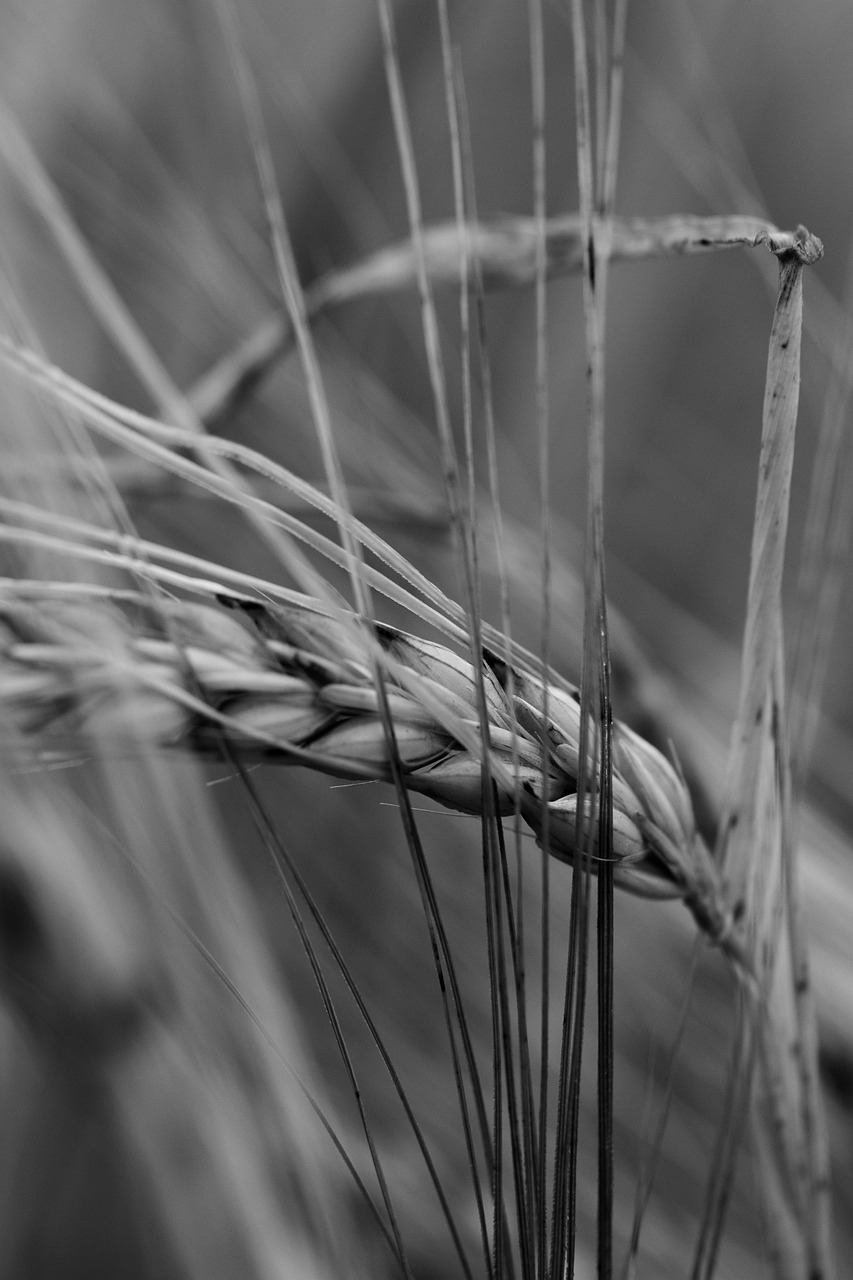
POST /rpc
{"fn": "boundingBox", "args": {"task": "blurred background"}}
[1,1,852,1277]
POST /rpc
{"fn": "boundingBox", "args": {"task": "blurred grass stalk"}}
[0,627,361,1278]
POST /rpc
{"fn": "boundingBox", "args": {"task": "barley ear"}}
[0,586,743,957]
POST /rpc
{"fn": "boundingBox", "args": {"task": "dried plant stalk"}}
[188,213,803,424]
[713,226,833,1280]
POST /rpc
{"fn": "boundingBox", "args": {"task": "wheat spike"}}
[0,582,744,964]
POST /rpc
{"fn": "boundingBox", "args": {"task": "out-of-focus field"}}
[1,2,852,1278]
